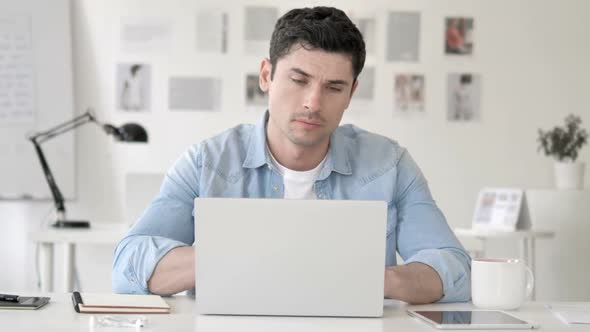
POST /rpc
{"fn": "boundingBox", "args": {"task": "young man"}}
[113,7,471,304]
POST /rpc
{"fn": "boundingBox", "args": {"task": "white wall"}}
[1,0,589,295]
[526,190,590,301]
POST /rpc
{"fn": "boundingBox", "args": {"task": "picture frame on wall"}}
[116,63,151,112]
[445,17,474,55]
[245,73,267,111]
[447,73,481,122]
[386,12,420,62]
[394,73,425,114]
[243,6,278,55]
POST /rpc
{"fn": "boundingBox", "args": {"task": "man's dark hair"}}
[269,7,366,82]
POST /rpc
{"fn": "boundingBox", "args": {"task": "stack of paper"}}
[546,304,590,324]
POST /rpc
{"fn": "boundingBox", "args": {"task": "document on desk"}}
[546,304,590,324]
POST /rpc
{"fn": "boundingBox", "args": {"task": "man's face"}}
[260,45,358,149]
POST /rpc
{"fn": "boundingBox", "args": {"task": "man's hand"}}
[147,246,195,295]
[384,262,444,304]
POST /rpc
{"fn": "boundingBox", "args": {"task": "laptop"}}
[194,198,387,317]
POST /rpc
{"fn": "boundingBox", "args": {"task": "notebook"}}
[0,296,50,310]
[72,292,170,314]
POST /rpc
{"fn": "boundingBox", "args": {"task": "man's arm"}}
[112,145,202,294]
[148,246,195,295]
[384,263,443,304]
[391,150,472,303]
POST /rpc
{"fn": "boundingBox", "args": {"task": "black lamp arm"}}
[29,139,66,216]
[27,110,98,220]
[30,111,97,144]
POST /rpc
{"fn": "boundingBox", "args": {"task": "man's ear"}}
[259,58,272,92]
[344,79,359,110]
[350,79,359,98]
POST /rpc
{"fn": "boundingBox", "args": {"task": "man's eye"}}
[328,86,342,92]
[291,78,306,85]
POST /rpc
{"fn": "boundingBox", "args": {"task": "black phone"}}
[0,296,50,310]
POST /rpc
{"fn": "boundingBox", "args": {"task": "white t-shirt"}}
[268,148,327,199]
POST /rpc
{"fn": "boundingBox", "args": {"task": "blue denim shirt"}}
[112,111,471,302]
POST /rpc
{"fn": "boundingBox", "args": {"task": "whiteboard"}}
[0,0,75,200]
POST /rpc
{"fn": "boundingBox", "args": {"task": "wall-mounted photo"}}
[353,17,376,56]
[445,17,474,55]
[245,74,267,110]
[169,76,221,112]
[196,9,228,53]
[394,74,425,113]
[244,6,278,55]
[354,66,375,101]
[120,18,171,53]
[116,63,151,112]
[386,12,420,62]
[447,73,481,122]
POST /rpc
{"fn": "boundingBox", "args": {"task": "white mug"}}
[471,258,534,310]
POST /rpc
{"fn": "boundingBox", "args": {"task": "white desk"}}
[0,292,586,331]
[28,223,128,292]
[454,228,554,300]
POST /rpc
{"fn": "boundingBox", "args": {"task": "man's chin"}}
[288,134,326,148]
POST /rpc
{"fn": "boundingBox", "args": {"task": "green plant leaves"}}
[538,115,588,162]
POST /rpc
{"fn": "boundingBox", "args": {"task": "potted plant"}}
[538,115,588,189]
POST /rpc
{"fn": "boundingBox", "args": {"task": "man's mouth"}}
[294,119,322,128]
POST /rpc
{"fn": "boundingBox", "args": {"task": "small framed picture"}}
[116,63,151,112]
[394,73,425,113]
[245,73,267,110]
[445,17,474,55]
[447,73,481,122]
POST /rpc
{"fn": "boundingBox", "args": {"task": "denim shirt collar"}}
[242,110,352,177]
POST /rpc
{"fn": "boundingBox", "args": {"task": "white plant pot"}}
[554,161,585,190]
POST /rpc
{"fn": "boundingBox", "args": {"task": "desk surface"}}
[0,292,586,331]
[28,222,128,244]
[454,228,555,239]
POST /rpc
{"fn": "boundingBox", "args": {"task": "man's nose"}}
[303,85,322,112]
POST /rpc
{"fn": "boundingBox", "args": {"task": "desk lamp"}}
[28,109,148,228]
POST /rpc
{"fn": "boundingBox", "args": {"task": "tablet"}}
[407,310,537,330]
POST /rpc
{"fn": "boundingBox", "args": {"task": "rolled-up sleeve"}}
[112,145,202,294]
[403,248,471,302]
[394,150,471,303]
[112,236,188,294]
